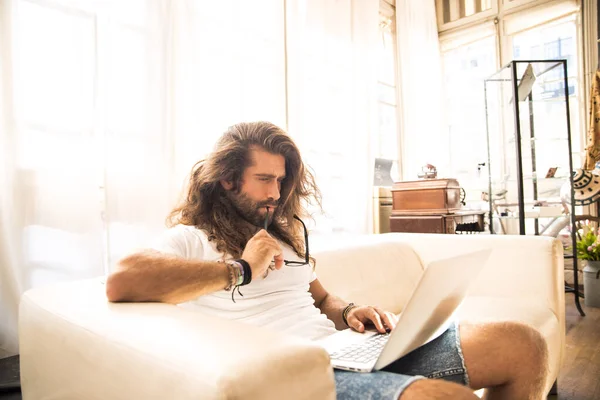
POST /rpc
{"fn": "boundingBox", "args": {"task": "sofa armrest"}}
[19,279,335,400]
[384,233,566,394]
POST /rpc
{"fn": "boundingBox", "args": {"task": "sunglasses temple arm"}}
[292,215,310,263]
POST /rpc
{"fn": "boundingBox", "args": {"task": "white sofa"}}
[19,233,565,399]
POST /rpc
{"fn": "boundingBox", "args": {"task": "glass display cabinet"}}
[484,59,584,315]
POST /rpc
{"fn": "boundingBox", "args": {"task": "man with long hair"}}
[106,122,548,400]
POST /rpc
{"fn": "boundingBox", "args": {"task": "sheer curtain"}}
[0,0,377,358]
[0,0,285,358]
[0,0,21,359]
[286,0,379,235]
[395,0,446,180]
[104,0,287,267]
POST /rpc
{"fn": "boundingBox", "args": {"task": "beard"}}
[224,190,280,228]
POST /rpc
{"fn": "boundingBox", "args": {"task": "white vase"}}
[583,261,600,308]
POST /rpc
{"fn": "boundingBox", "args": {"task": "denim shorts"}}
[334,321,469,400]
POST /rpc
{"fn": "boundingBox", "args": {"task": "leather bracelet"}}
[231,260,245,286]
[342,303,357,326]
[235,259,252,285]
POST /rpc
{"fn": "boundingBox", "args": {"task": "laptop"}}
[316,249,492,373]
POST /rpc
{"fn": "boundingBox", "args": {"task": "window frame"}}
[436,0,498,32]
[375,0,402,178]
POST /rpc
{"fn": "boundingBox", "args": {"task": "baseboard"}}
[0,356,20,393]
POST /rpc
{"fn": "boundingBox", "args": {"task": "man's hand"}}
[241,230,284,279]
[346,306,398,334]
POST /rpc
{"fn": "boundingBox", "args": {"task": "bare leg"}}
[460,322,549,400]
[400,379,479,400]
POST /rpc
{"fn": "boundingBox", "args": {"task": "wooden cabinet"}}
[389,179,484,234]
[390,212,485,234]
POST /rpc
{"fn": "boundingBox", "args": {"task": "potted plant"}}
[574,225,600,307]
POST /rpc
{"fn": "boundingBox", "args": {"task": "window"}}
[512,16,582,167]
[376,0,400,179]
[441,34,497,199]
[12,0,105,285]
[437,0,584,206]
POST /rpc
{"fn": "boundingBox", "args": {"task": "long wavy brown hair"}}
[167,121,322,259]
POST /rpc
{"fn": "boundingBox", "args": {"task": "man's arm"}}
[309,278,398,333]
[106,251,229,304]
[309,278,348,330]
[106,229,284,304]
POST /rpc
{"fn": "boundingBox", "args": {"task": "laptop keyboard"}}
[329,333,391,364]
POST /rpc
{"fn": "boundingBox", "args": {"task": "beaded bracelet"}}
[223,262,241,292]
[342,303,357,326]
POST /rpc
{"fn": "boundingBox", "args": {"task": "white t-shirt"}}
[151,225,338,341]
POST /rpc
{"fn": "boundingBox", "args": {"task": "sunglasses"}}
[265,208,309,267]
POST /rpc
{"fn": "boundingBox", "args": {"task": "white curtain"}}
[286,0,379,234]
[0,0,21,359]
[104,0,287,265]
[395,0,447,180]
[0,0,378,358]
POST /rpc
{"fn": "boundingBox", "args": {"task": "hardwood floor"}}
[553,294,600,400]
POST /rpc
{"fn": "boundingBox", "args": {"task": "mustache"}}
[258,201,280,208]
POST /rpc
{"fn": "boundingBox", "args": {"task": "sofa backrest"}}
[312,235,424,314]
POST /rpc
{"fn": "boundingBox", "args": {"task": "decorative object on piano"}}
[417,164,437,179]
[389,178,485,234]
[560,169,600,206]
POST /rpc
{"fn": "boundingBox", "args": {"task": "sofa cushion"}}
[313,236,424,314]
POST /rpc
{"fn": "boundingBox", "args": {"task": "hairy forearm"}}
[317,293,350,330]
[106,250,229,304]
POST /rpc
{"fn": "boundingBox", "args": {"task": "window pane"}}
[376,6,399,164]
[106,0,149,28]
[106,26,148,135]
[378,103,398,160]
[378,84,396,105]
[512,19,582,156]
[15,2,95,133]
[442,35,496,198]
[378,13,396,86]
